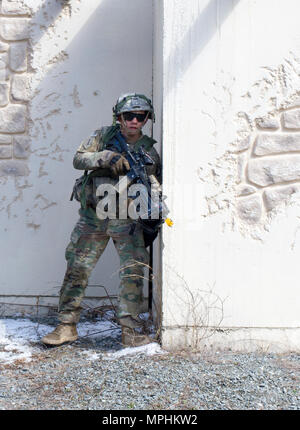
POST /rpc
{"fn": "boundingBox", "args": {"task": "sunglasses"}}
[122,112,148,122]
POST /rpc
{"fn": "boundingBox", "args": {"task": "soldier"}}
[41,93,161,348]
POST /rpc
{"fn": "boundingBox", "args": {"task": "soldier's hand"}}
[108,154,130,177]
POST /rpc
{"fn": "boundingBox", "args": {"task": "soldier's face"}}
[119,111,148,136]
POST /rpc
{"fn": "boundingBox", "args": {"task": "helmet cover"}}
[113,93,155,122]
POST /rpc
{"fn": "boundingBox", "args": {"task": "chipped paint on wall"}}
[194,54,300,242]
[0,0,153,304]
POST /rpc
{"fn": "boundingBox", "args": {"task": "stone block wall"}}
[0,0,31,176]
[237,103,300,224]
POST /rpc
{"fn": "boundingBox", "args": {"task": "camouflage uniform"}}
[58,127,161,324]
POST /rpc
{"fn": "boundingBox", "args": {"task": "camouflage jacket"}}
[72,126,161,208]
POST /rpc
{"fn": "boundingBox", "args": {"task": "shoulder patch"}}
[77,129,103,153]
[90,129,102,138]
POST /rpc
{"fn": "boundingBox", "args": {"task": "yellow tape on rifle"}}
[165,218,173,227]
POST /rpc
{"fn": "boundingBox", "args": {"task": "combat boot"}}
[121,327,153,347]
[119,316,153,348]
[41,323,78,346]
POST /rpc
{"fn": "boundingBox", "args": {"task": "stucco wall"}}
[0,0,153,314]
[157,0,300,352]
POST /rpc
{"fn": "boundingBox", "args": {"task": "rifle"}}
[106,131,173,246]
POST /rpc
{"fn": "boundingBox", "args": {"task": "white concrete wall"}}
[0,0,153,313]
[157,0,300,352]
[151,0,164,329]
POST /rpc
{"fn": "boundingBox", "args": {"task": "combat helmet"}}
[113,93,155,124]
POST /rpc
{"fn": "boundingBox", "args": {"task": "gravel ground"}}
[0,315,299,410]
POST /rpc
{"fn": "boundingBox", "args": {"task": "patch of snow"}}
[103,342,166,360]
[80,350,100,361]
[0,315,162,364]
[0,318,52,364]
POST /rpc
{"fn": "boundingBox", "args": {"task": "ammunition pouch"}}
[70,171,94,207]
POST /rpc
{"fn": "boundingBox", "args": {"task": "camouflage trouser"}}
[58,208,149,324]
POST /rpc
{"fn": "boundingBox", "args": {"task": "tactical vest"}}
[70,125,156,209]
